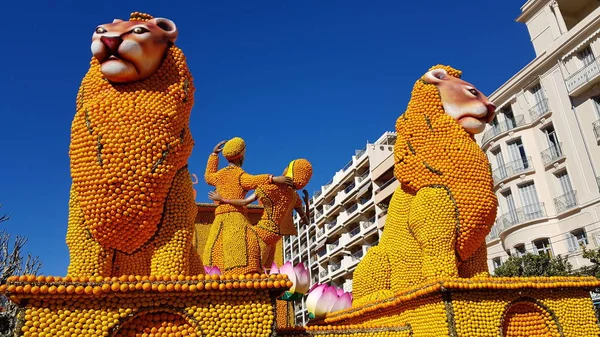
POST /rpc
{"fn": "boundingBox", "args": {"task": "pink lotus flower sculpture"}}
[272,261,310,301]
[305,284,352,319]
[203,265,221,276]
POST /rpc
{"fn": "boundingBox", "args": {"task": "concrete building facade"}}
[284,132,397,325]
[479,0,600,273]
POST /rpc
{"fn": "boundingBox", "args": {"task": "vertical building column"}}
[550,1,568,34]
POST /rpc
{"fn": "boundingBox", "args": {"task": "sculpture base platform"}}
[278,276,600,337]
[2,274,291,337]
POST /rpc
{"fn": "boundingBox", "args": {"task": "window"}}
[490,115,499,128]
[491,148,506,177]
[501,189,517,223]
[492,257,502,269]
[518,182,542,220]
[533,238,553,257]
[543,125,560,148]
[556,171,574,194]
[566,228,588,252]
[502,106,517,128]
[579,46,595,66]
[514,244,526,257]
[530,83,546,104]
[507,139,529,170]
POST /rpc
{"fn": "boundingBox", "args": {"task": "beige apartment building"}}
[284,132,397,325]
[479,0,600,273]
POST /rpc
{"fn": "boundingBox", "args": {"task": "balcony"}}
[593,119,600,141]
[344,182,356,195]
[316,229,325,239]
[357,170,369,184]
[327,239,340,252]
[329,262,341,273]
[319,270,328,278]
[565,58,600,96]
[355,146,367,160]
[481,115,526,146]
[492,157,534,185]
[486,225,500,243]
[348,226,361,239]
[496,203,547,234]
[351,249,364,262]
[326,220,337,231]
[529,98,551,122]
[346,203,358,215]
[375,177,396,194]
[361,217,376,230]
[314,189,322,199]
[554,190,578,214]
[540,143,565,166]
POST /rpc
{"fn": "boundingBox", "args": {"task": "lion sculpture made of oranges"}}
[352,65,498,305]
[67,12,200,277]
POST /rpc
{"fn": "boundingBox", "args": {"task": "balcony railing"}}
[375,177,396,194]
[357,170,369,183]
[554,190,578,213]
[327,240,340,252]
[330,262,341,272]
[326,220,337,230]
[314,190,322,199]
[348,226,361,238]
[355,146,366,159]
[316,229,325,238]
[319,270,328,278]
[361,217,376,229]
[492,157,534,184]
[565,58,600,94]
[486,225,500,242]
[529,98,550,122]
[593,119,600,140]
[541,143,565,166]
[496,203,546,233]
[347,204,358,215]
[341,160,353,173]
[344,182,356,194]
[351,250,364,261]
[315,209,323,219]
[481,115,526,145]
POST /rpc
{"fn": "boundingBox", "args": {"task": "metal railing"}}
[344,182,356,194]
[492,157,534,184]
[361,217,376,229]
[529,98,550,122]
[375,177,396,194]
[565,58,600,93]
[327,240,340,252]
[315,209,323,219]
[355,146,367,159]
[541,143,564,166]
[319,270,328,277]
[326,220,337,230]
[554,190,578,213]
[496,203,546,233]
[348,226,361,238]
[316,229,325,238]
[481,115,526,145]
[351,250,364,261]
[357,170,369,182]
[314,190,322,199]
[330,262,341,272]
[593,119,600,139]
[486,225,500,242]
[347,203,358,215]
[341,160,353,173]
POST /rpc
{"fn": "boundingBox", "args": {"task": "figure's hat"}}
[223,137,246,161]
[285,159,313,190]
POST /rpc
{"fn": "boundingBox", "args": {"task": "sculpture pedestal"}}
[278,276,600,337]
[2,274,290,337]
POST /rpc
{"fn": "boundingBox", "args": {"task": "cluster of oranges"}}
[4,273,289,337]
[352,65,498,304]
[67,11,197,278]
[301,276,600,336]
[277,324,413,337]
[69,14,195,255]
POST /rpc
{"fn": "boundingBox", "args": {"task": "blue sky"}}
[0,0,533,276]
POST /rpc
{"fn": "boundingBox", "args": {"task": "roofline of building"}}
[489,8,600,104]
[516,0,549,23]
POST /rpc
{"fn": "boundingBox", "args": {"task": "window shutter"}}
[565,233,578,252]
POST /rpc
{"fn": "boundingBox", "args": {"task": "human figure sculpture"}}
[208,159,313,267]
[66,12,198,277]
[203,137,294,274]
[352,65,498,305]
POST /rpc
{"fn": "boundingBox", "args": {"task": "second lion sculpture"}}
[352,65,498,305]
